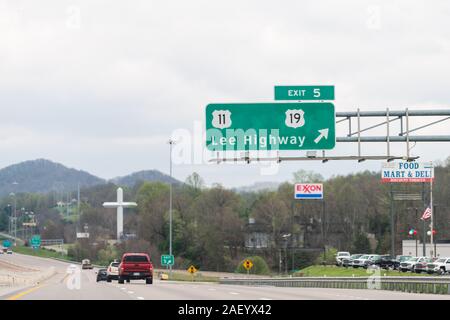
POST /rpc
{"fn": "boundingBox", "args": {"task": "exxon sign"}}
[295,183,323,199]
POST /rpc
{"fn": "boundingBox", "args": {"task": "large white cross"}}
[103,187,137,241]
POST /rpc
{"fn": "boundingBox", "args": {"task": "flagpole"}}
[430,162,434,257]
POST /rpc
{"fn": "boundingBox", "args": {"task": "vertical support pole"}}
[279,249,282,275]
[400,116,403,136]
[415,208,418,257]
[405,108,410,159]
[169,140,174,276]
[390,184,395,258]
[357,108,361,158]
[77,183,80,219]
[430,165,434,257]
[285,245,288,275]
[348,117,351,137]
[422,219,426,256]
[386,108,390,158]
[422,182,426,256]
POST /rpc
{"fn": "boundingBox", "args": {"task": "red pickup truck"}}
[118,253,153,284]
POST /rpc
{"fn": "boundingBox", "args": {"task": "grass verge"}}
[11,245,70,260]
[296,265,433,277]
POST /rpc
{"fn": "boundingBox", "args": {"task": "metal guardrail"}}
[220,276,450,295]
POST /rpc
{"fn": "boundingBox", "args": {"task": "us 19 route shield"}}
[205,103,335,151]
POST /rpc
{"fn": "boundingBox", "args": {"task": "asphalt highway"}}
[1,253,450,300]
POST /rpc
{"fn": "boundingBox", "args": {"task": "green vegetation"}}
[235,256,271,275]
[12,246,70,260]
[296,265,432,277]
[315,247,338,265]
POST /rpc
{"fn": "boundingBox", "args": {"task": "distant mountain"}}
[111,170,180,187]
[234,181,280,193]
[0,159,105,196]
[0,159,182,197]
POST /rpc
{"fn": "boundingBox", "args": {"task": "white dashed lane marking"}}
[137,297,145,300]
[229,292,240,295]
[128,291,134,294]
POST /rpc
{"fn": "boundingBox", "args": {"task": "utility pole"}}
[77,183,81,218]
[9,193,17,246]
[390,185,395,257]
[415,208,418,257]
[168,139,176,275]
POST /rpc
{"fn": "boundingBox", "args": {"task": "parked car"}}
[399,257,429,272]
[372,255,399,269]
[427,257,450,275]
[413,257,434,273]
[107,261,120,282]
[118,253,153,285]
[394,255,413,270]
[96,269,108,282]
[342,254,364,267]
[335,252,351,266]
[81,259,93,270]
[6,249,12,254]
[352,255,380,269]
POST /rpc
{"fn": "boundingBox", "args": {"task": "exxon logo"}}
[295,183,323,199]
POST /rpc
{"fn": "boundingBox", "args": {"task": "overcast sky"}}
[0,0,449,188]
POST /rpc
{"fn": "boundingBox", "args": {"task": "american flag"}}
[420,206,432,220]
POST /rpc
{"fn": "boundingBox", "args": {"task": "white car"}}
[352,255,379,268]
[427,257,450,275]
[335,252,351,266]
[6,249,12,254]
[106,261,120,282]
[81,259,93,269]
[399,256,428,272]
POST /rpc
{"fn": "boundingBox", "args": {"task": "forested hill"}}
[0,159,181,196]
[111,170,180,187]
[0,159,105,196]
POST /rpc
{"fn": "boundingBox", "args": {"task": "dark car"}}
[96,268,108,282]
[372,255,399,269]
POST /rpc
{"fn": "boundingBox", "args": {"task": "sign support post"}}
[430,164,434,257]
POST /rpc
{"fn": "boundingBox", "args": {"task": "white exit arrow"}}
[314,128,329,144]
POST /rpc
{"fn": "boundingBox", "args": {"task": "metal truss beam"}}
[210,108,450,163]
[209,155,419,164]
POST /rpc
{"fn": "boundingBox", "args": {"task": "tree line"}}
[1,158,449,273]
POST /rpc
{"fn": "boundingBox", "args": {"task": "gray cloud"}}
[0,0,449,187]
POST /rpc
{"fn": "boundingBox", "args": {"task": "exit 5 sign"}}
[275,86,334,101]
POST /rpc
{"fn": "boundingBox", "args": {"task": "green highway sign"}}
[2,240,11,248]
[161,254,174,266]
[30,235,41,248]
[274,86,334,101]
[206,103,336,151]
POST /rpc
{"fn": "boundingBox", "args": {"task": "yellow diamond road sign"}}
[187,265,197,274]
[243,259,253,270]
